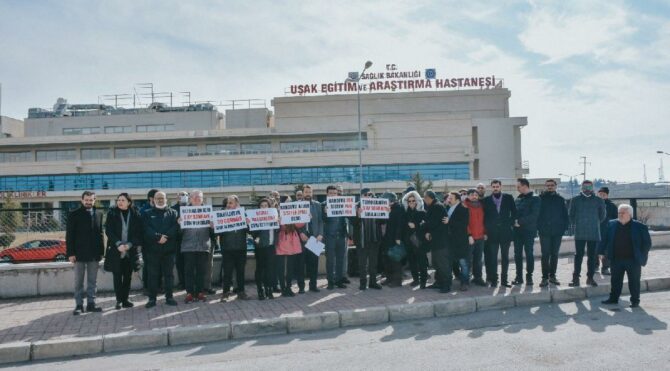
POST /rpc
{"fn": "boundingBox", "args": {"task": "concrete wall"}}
[473,117,527,180]
[2,232,668,299]
[225,108,270,129]
[0,116,24,138]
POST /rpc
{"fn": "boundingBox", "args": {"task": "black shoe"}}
[490,281,498,288]
[601,299,618,305]
[602,267,611,276]
[298,287,306,294]
[472,278,487,287]
[145,300,156,309]
[206,289,217,295]
[73,305,84,315]
[282,289,295,297]
[586,277,598,287]
[568,275,580,287]
[439,287,451,293]
[122,300,134,308]
[427,283,440,289]
[86,304,102,313]
[165,298,178,306]
[115,302,122,310]
[500,281,512,288]
[459,283,469,291]
[327,283,335,290]
[511,278,524,286]
[359,280,367,290]
[369,282,382,290]
[238,292,250,300]
[409,280,420,287]
[258,290,266,301]
[419,282,426,289]
[342,277,351,284]
[526,278,534,286]
[309,286,320,293]
[630,302,640,308]
[549,276,561,285]
[272,286,282,294]
[539,278,549,288]
[336,282,347,289]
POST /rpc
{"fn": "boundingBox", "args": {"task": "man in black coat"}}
[142,191,179,308]
[537,179,568,287]
[444,192,470,291]
[597,187,619,275]
[66,191,105,315]
[513,178,541,286]
[380,192,404,287]
[482,180,517,287]
[423,190,452,293]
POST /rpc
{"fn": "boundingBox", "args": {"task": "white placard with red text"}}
[326,196,356,217]
[279,201,311,225]
[360,198,390,219]
[179,205,213,229]
[246,208,280,231]
[211,208,247,233]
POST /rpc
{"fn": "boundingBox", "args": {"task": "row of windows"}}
[0,163,469,192]
[1,138,368,162]
[62,124,175,135]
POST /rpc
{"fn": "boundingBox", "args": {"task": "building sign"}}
[360,198,390,219]
[0,191,47,199]
[212,208,247,233]
[288,64,500,95]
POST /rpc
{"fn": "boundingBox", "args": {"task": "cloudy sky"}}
[1,0,669,183]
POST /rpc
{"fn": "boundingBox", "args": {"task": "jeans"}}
[147,252,175,300]
[574,240,598,278]
[254,247,275,292]
[514,229,536,277]
[184,251,209,295]
[609,259,642,304]
[222,250,247,293]
[470,239,485,280]
[485,237,511,282]
[325,235,346,284]
[276,253,300,290]
[357,241,380,282]
[74,261,99,306]
[458,257,470,282]
[539,234,562,279]
[113,258,132,303]
[303,247,320,289]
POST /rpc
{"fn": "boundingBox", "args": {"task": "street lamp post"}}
[658,150,670,197]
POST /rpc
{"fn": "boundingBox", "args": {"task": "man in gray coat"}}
[568,180,606,287]
[180,190,216,304]
[299,185,324,292]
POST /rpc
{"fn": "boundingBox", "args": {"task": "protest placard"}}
[179,205,213,229]
[211,207,247,233]
[360,198,390,219]
[326,196,356,217]
[279,201,311,225]
[246,208,280,231]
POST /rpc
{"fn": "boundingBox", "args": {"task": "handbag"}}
[387,242,407,262]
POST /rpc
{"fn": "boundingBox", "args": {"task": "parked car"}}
[0,239,67,263]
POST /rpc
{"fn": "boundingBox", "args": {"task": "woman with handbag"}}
[105,193,143,310]
[401,191,428,288]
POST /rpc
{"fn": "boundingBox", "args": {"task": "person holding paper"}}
[299,185,324,292]
[323,185,349,289]
[218,195,250,301]
[180,190,216,304]
[251,198,278,300]
[353,188,383,290]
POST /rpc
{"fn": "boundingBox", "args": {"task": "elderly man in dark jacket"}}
[482,180,517,288]
[219,195,250,300]
[66,191,105,315]
[513,178,541,286]
[142,191,179,308]
[599,204,651,308]
[424,190,452,293]
[569,180,606,287]
[537,179,568,287]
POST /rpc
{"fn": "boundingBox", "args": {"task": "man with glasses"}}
[537,179,568,287]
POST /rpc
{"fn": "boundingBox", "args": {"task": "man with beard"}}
[569,180,606,287]
[537,179,568,287]
[482,180,517,287]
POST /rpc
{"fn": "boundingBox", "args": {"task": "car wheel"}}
[0,256,12,264]
[54,254,67,262]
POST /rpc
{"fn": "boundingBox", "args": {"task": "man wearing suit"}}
[299,184,324,292]
[599,204,651,308]
[66,191,105,315]
[513,178,541,286]
[444,192,470,291]
[482,180,517,287]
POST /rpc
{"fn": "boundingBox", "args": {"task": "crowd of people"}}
[65,178,652,316]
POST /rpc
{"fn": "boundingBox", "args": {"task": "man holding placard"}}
[249,198,279,300]
[217,195,250,300]
[353,188,384,290]
[323,185,350,289]
[299,185,323,292]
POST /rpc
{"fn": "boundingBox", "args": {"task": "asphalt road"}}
[12,291,670,370]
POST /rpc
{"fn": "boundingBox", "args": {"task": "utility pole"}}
[643,163,648,183]
[579,156,591,182]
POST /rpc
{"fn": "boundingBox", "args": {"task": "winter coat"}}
[400,207,427,250]
[300,200,324,238]
[569,193,606,241]
[538,191,569,236]
[142,207,179,255]
[380,203,404,248]
[463,199,486,240]
[66,206,104,262]
[600,199,619,238]
[252,228,280,249]
[515,191,541,234]
[219,227,249,251]
[447,203,470,259]
[104,207,142,273]
[424,201,449,250]
[276,224,304,256]
[482,193,516,242]
[181,226,216,253]
[598,220,651,266]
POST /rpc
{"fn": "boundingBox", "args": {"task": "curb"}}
[3,276,669,365]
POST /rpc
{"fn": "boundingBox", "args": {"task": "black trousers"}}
[277,254,301,290]
[147,252,174,300]
[406,245,428,283]
[176,251,185,286]
[514,229,536,277]
[539,234,562,279]
[184,251,209,295]
[222,250,247,293]
[485,237,511,283]
[357,241,380,282]
[609,259,642,304]
[113,257,133,303]
[302,247,319,289]
[255,247,275,292]
[574,240,598,278]
[431,247,452,290]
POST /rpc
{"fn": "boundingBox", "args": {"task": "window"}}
[240,142,271,154]
[206,144,239,155]
[0,151,32,163]
[81,148,111,160]
[137,124,175,133]
[114,147,156,159]
[62,127,101,135]
[280,141,319,153]
[160,145,198,157]
[322,138,367,151]
[104,126,133,134]
[36,149,76,162]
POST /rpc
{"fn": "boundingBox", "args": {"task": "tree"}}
[408,172,433,196]
[249,186,263,205]
[0,195,22,247]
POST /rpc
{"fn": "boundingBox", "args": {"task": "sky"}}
[1,0,669,183]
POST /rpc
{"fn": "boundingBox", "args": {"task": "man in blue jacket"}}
[599,204,651,308]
